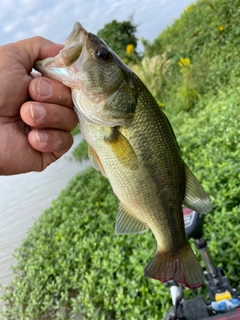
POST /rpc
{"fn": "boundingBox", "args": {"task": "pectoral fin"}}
[104,127,138,170]
[183,163,212,214]
[115,203,148,234]
[88,145,107,177]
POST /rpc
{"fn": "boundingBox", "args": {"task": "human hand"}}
[0,37,78,175]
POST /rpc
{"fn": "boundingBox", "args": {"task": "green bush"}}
[2,168,173,320]
[71,126,80,136]
[145,0,240,112]
[173,89,240,282]
[72,139,88,162]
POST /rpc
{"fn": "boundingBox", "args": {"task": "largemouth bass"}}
[35,22,212,288]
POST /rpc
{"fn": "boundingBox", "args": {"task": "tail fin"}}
[144,244,204,288]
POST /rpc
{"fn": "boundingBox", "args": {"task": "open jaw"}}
[34,22,88,87]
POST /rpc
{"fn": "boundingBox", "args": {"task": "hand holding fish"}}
[0,37,78,175]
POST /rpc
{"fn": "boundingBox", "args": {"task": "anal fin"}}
[115,203,148,235]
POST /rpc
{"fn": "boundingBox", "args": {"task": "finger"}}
[13,37,64,73]
[27,129,74,172]
[0,39,63,112]
[28,129,74,155]
[29,77,73,108]
[21,102,78,132]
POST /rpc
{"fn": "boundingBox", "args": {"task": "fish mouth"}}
[34,22,88,85]
[65,22,88,46]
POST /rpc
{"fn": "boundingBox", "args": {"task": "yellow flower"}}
[178,57,191,67]
[158,102,164,107]
[218,26,224,31]
[207,5,211,10]
[126,44,135,55]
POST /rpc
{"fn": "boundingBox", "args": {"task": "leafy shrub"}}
[173,88,240,283]
[2,168,174,320]
[145,0,240,112]
[177,57,200,111]
[71,126,80,136]
[72,139,88,162]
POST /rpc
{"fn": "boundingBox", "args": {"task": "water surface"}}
[0,134,89,305]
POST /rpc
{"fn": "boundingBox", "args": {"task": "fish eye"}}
[97,47,111,61]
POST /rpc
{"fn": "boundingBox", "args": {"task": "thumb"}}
[14,36,63,73]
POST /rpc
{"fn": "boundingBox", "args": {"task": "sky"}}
[0,0,194,51]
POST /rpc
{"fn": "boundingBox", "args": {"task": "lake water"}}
[0,134,90,313]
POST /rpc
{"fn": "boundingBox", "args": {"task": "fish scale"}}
[34,21,212,288]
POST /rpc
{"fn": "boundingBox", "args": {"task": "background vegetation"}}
[97,17,140,64]
[2,0,240,319]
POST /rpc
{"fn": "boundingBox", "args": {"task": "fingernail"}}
[35,130,48,143]
[38,78,52,96]
[30,103,46,121]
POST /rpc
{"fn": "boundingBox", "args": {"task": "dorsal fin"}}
[183,163,212,214]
